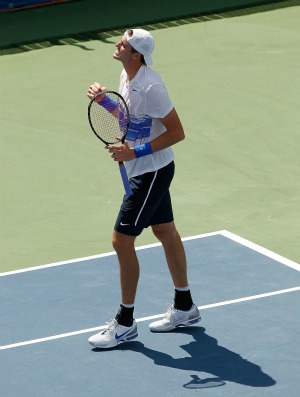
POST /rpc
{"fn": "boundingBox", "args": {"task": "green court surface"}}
[1,2,299,272]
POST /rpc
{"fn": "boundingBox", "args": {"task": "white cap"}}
[124,29,154,66]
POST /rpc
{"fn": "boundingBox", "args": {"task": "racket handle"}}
[118,162,133,197]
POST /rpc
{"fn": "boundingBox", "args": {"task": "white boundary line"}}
[219,230,300,271]
[1,230,221,277]
[2,285,300,350]
[1,230,300,350]
[2,229,299,276]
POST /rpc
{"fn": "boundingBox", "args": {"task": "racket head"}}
[88,90,129,145]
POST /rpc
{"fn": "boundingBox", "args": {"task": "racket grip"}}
[119,162,133,197]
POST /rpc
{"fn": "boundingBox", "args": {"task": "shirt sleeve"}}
[145,83,174,119]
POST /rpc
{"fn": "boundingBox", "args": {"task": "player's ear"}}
[133,52,141,62]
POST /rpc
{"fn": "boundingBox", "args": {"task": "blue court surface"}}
[1,230,300,397]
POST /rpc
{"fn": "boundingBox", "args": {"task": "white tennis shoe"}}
[149,304,201,332]
[88,319,138,349]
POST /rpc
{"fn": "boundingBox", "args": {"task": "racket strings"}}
[89,92,129,145]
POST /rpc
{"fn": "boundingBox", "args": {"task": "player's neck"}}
[123,62,143,82]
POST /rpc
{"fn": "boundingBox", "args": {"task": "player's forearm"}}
[132,107,185,158]
[151,107,185,152]
[132,126,184,159]
[149,126,185,153]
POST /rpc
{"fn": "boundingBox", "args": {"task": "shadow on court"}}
[0,0,297,55]
[92,326,276,390]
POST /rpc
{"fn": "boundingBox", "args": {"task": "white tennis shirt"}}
[119,65,175,179]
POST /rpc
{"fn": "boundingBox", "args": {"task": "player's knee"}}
[112,231,135,253]
[152,222,178,243]
[112,234,122,252]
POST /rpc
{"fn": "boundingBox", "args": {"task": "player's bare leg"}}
[151,221,188,288]
[88,230,139,348]
[112,230,139,304]
[149,221,201,332]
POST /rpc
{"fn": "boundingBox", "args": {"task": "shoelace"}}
[165,304,188,321]
[165,304,177,318]
[101,319,117,334]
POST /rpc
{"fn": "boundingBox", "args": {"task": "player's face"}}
[113,37,135,64]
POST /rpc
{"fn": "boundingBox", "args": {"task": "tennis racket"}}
[88,90,132,197]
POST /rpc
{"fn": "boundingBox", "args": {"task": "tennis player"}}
[87,29,200,349]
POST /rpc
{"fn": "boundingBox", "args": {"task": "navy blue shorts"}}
[114,161,175,236]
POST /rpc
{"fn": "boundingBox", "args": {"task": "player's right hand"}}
[87,82,107,101]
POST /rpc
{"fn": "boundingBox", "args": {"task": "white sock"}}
[175,286,190,292]
[121,303,134,308]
